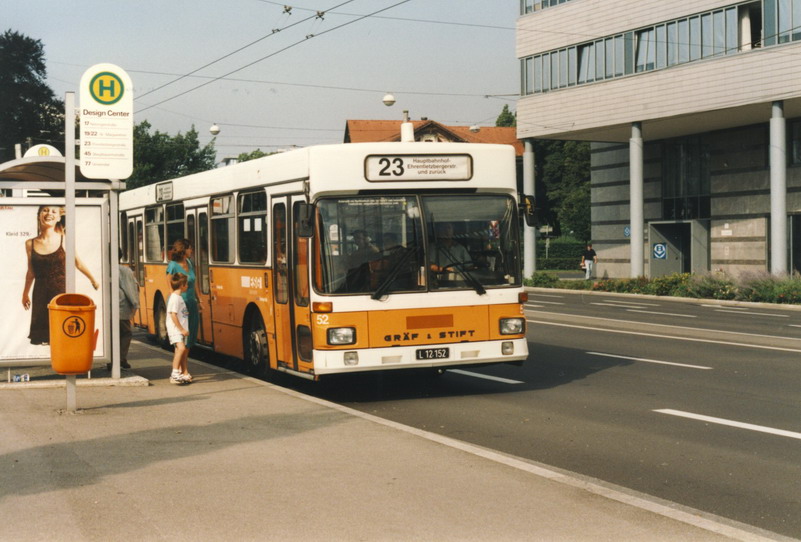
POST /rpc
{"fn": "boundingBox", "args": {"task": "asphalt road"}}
[299,291,801,539]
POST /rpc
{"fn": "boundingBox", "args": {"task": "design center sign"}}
[79,64,133,180]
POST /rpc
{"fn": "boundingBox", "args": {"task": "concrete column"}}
[770,101,787,275]
[523,140,536,278]
[630,122,644,277]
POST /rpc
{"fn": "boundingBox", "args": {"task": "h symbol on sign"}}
[98,78,116,97]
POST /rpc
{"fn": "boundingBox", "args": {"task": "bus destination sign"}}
[365,154,472,182]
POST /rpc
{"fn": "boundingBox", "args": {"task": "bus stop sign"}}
[79,64,133,180]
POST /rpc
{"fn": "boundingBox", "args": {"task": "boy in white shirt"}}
[166,273,191,384]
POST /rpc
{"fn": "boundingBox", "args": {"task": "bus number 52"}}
[378,157,405,177]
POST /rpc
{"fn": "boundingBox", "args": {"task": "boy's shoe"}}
[181,373,192,383]
[170,371,188,385]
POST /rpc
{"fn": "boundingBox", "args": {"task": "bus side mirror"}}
[296,202,314,238]
[521,195,537,227]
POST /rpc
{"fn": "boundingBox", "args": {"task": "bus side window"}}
[211,195,235,263]
[293,201,310,306]
[273,203,288,304]
[144,206,165,262]
[238,191,268,264]
[166,202,185,250]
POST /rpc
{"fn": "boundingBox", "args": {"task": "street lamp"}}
[382,93,396,107]
[209,123,220,136]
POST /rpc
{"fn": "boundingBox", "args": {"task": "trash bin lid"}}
[48,293,95,308]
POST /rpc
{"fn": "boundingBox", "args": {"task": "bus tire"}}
[244,312,268,377]
[154,297,170,349]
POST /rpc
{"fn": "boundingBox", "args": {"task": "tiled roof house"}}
[344,120,523,156]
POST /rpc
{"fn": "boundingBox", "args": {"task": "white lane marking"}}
[714,309,789,318]
[525,300,565,305]
[250,364,770,540]
[592,302,656,309]
[701,304,745,309]
[170,345,768,541]
[600,300,660,307]
[627,309,697,318]
[449,369,524,385]
[525,308,801,344]
[528,293,565,299]
[525,304,545,308]
[587,352,712,370]
[525,318,801,353]
[655,409,801,441]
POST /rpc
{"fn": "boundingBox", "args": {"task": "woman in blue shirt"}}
[166,238,200,348]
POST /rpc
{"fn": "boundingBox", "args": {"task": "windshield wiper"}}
[371,243,418,300]
[436,244,486,296]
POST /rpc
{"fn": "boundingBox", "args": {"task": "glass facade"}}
[662,136,711,220]
[520,3,769,96]
[520,0,572,15]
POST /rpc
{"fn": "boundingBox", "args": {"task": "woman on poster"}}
[166,238,200,348]
[21,206,99,345]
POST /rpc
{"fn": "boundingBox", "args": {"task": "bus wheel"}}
[154,298,170,349]
[244,313,268,377]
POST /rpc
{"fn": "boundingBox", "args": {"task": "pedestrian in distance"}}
[581,242,597,280]
[111,248,139,371]
[166,273,192,385]
[166,238,200,349]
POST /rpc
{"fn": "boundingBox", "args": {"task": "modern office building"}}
[517,0,801,278]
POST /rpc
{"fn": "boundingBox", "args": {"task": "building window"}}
[521,6,744,96]
[790,120,801,165]
[662,137,711,220]
[521,0,573,14]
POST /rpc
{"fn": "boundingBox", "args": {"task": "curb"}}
[525,286,801,312]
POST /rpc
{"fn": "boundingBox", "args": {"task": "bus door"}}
[186,208,212,345]
[128,215,147,328]
[272,195,313,372]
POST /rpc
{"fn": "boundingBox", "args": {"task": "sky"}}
[5,0,520,160]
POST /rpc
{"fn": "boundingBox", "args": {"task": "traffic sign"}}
[653,243,667,259]
[79,64,133,179]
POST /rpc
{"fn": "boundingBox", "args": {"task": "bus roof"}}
[120,142,517,211]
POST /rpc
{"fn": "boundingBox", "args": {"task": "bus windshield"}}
[315,194,521,296]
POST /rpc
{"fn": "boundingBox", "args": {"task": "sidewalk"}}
[0,340,785,541]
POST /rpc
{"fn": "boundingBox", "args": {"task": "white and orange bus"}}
[119,141,529,380]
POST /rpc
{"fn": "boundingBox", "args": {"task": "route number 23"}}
[378,157,405,177]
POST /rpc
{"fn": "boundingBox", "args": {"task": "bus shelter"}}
[0,155,126,378]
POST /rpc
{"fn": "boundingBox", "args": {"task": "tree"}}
[495,104,516,127]
[534,140,591,240]
[0,30,64,161]
[128,121,216,188]
[237,149,272,162]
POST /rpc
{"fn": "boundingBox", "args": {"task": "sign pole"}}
[65,92,76,294]
[64,92,78,412]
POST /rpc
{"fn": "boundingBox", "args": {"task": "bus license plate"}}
[416,347,449,360]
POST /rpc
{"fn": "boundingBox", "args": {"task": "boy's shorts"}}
[169,333,186,347]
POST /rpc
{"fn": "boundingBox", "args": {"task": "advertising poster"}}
[0,202,105,361]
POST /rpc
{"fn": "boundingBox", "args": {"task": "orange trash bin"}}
[48,293,97,375]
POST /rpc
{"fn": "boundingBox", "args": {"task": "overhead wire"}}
[135,0,413,114]
[136,0,358,101]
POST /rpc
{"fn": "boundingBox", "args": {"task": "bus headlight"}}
[328,327,356,345]
[499,318,525,335]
